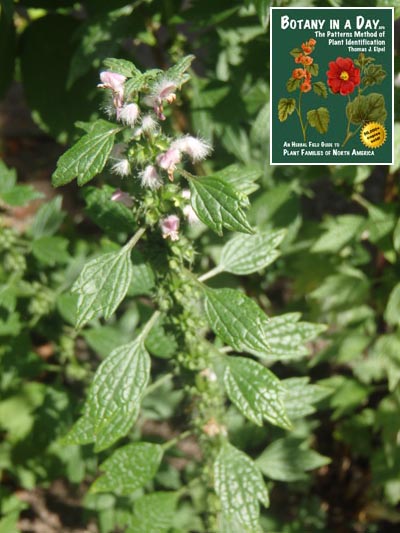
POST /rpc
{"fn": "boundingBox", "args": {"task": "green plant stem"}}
[198,266,223,283]
[145,372,174,396]
[162,430,193,451]
[124,226,146,252]
[296,91,307,142]
[140,309,161,339]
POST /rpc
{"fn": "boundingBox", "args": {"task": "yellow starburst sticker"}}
[360,122,387,149]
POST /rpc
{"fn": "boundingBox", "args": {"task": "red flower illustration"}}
[326,57,360,96]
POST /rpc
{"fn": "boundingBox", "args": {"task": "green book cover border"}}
[270,6,394,166]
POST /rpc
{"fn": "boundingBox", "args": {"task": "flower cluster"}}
[100,66,210,243]
[292,38,317,93]
[326,57,361,96]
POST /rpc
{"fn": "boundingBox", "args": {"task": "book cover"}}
[270,7,393,165]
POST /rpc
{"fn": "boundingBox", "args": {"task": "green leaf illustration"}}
[313,81,328,98]
[278,98,296,122]
[65,337,151,451]
[72,244,133,328]
[308,63,319,77]
[219,229,285,275]
[52,119,120,187]
[91,442,163,494]
[214,443,269,531]
[362,64,386,87]
[189,176,253,236]
[203,288,270,356]
[286,77,301,92]
[223,356,292,429]
[307,107,330,134]
[346,93,387,125]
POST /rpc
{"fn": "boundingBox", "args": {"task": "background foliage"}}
[1,0,400,532]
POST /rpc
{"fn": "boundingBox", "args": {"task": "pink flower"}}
[156,148,182,181]
[111,189,133,207]
[139,165,162,190]
[98,71,126,115]
[119,103,140,126]
[171,136,212,162]
[160,215,180,241]
[143,78,179,120]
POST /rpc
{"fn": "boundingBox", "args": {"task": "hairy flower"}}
[119,103,140,126]
[292,68,307,80]
[157,148,182,180]
[111,189,133,207]
[160,215,180,241]
[98,71,126,114]
[327,57,360,96]
[111,159,130,177]
[171,136,212,162]
[141,114,158,133]
[139,165,162,190]
[143,78,179,120]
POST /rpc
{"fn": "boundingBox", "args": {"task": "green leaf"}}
[393,217,400,252]
[313,81,328,98]
[128,492,178,533]
[307,107,329,134]
[253,0,270,29]
[165,54,195,83]
[214,443,269,532]
[286,77,301,92]
[1,186,42,207]
[204,288,270,356]
[65,336,151,451]
[224,356,291,429]
[72,243,134,328]
[278,98,296,122]
[385,283,400,327]
[311,215,364,253]
[219,229,285,275]
[52,119,120,187]
[0,160,16,192]
[83,185,135,236]
[346,93,387,125]
[103,57,141,78]
[29,196,65,238]
[256,438,330,482]
[262,313,326,361]
[32,236,70,266]
[282,377,332,420]
[189,176,253,235]
[212,164,261,196]
[362,64,387,87]
[91,442,163,494]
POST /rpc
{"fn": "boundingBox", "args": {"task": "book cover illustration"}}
[270,7,393,165]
